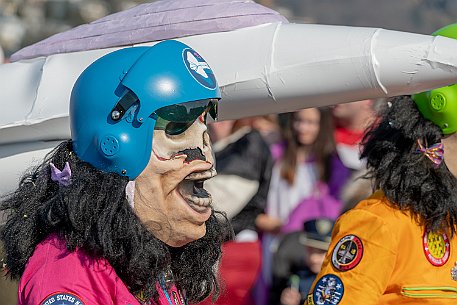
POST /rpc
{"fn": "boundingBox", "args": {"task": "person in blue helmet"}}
[0,40,231,305]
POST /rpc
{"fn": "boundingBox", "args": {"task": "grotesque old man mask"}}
[70,40,221,247]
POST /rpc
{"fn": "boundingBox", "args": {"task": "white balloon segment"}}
[2,0,457,196]
[3,23,457,144]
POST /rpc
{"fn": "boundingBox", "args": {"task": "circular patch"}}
[331,235,363,271]
[40,292,85,305]
[183,48,217,90]
[423,229,450,266]
[312,274,344,305]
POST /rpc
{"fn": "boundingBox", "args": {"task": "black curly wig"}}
[0,140,232,303]
[361,95,457,233]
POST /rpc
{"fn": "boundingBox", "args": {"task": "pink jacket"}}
[18,235,186,305]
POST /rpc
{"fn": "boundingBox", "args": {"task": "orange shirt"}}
[305,191,457,305]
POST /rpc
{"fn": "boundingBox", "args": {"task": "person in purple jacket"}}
[0,40,231,305]
[266,107,350,231]
[261,107,350,304]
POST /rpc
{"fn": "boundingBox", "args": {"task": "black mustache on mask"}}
[178,148,206,162]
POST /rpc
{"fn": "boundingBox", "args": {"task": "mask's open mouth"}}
[178,168,216,212]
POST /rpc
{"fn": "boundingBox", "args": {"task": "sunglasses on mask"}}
[110,90,218,136]
[152,99,218,135]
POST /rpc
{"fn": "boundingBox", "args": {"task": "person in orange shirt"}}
[305,23,457,305]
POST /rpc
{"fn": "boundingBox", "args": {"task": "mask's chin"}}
[177,168,216,213]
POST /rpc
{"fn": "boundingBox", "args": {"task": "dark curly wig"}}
[0,140,232,303]
[361,95,457,233]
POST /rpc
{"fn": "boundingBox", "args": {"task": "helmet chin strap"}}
[125,181,135,208]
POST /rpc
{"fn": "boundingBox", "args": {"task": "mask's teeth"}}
[185,168,217,181]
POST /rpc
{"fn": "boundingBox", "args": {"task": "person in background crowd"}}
[197,117,274,305]
[267,107,350,230]
[332,99,382,213]
[261,107,350,304]
[251,115,281,146]
[269,218,334,305]
[332,99,376,171]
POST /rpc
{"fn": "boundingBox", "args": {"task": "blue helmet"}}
[70,40,221,179]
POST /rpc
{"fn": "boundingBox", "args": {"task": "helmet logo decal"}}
[183,48,217,90]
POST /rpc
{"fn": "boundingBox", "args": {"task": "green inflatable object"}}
[413,23,457,135]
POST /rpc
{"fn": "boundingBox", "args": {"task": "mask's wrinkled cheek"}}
[149,148,188,176]
[202,130,214,164]
[151,118,214,166]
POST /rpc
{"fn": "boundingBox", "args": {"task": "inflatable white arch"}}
[2,0,457,195]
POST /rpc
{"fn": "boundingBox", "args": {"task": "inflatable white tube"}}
[3,23,457,145]
[216,23,457,119]
[0,141,62,196]
[2,23,457,196]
